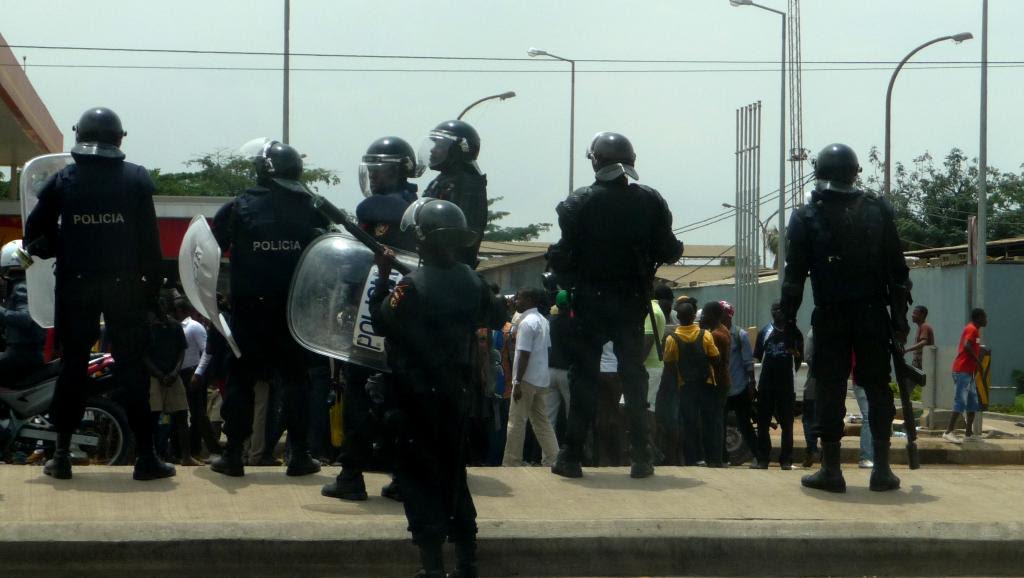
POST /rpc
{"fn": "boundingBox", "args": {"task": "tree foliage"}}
[484,196,551,242]
[859,147,1024,250]
[150,151,339,197]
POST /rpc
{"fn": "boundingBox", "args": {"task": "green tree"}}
[0,170,9,198]
[150,151,339,197]
[483,196,551,242]
[861,147,1024,250]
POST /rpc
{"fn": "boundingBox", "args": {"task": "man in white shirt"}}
[172,298,216,458]
[502,287,560,466]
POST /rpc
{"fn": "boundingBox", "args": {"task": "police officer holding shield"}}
[210,140,330,478]
[24,107,175,481]
[782,143,909,493]
[420,120,487,268]
[322,136,420,501]
[0,240,47,387]
[371,199,506,578]
[547,132,683,480]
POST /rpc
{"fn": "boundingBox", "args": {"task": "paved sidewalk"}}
[1,464,1022,576]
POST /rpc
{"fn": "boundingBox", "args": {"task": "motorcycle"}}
[0,353,134,465]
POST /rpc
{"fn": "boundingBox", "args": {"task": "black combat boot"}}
[869,440,901,492]
[321,467,368,501]
[448,539,478,578]
[381,475,403,501]
[286,450,321,476]
[210,444,245,477]
[413,540,446,578]
[134,448,177,481]
[800,441,846,493]
[43,432,73,480]
[550,447,583,479]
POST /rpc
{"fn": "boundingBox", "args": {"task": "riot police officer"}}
[210,140,330,478]
[370,199,505,578]
[782,143,909,493]
[24,107,175,480]
[0,240,46,386]
[420,120,487,268]
[356,136,421,252]
[547,132,684,479]
[321,136,420,502]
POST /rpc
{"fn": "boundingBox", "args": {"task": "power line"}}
[668,245,737,283]
[5,61,1024,74]
[4,43,1023,66]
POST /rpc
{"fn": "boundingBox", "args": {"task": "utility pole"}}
[977,0,988,311]
[283,0,291,143]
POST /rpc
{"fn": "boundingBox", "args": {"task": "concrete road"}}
[0,464,1022,576]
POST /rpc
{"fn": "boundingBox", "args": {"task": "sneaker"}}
[748,458,768,470]
[942,432,962,445]
[630,461,654,478]
[962,434,981,443]
[551,458,583,479]
[858,459,874,469]
[780,462,793,471]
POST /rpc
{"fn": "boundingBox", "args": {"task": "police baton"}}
[307,192,412,276]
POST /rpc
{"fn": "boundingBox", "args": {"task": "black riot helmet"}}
[400,198,478,249]
[254,140,306,193]
[813,143,861,194]
[419,120,481,172]
[71,107,126,159]
[587,132,638,181]
[359,136,421,197]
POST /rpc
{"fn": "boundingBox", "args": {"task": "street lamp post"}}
[457,91,517,120]
[729,0,787,286]
[528,48,576,194]
[723,202,771,266]
[883,32,974,196]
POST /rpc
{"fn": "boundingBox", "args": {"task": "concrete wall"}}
[681,263,1024,404]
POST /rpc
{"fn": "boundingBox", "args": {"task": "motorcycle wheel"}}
[76,397,135,466]
[725,412,753,466]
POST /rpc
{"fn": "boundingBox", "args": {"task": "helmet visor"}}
[70,142,125,159]
[239,137,272,159]
[418,132,457,172]
[358,161,402,198]
[814,178,858,194]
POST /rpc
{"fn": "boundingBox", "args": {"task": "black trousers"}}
[52,274,154,452]
[564,288,649,464]
[811,303,895,443]
[756,384,794,465]
[680,383,724,465]
[724,392,758,463]
[222,297,311,454]
[0,348,43,388]
[394,368,476,546]
[181,366,221,454]
[338,363,373,471]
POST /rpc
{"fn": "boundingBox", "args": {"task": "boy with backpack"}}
[659,298,720,466]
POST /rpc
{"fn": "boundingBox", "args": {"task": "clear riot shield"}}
[288,232,419,372]
[18,153,74,328]
[178,215,242,358]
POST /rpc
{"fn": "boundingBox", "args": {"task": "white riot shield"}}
[178,215,242,358]
[288,232,419,372]
[19,153,74,328]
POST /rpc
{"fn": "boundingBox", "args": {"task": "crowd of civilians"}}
[135,286,966,471]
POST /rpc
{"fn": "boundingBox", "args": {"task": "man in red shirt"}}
[944,308,987,444]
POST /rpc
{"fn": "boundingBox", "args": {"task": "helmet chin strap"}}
[595,163,639,182]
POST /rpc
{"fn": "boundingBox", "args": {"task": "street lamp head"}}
[729,0,753,6]
[951,32,974,43]
[722,202,736,209]
[527,48,548,57]
[498,91,516,100]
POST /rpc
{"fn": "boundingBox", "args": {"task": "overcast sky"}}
[4,0,1020,246]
